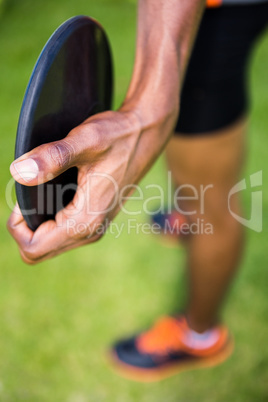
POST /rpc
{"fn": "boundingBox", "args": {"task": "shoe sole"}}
[107,337,234,383]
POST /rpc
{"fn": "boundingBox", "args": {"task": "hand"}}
[7,110,145,264]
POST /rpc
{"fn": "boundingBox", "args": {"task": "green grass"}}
[0,1,267,401]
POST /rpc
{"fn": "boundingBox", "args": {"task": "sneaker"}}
[109,315,234,382]
[151,210,189,247]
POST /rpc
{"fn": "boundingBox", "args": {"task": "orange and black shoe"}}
[109,315,234,382]
[151,210,189,247]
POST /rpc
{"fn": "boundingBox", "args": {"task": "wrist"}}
[121,73,180,140]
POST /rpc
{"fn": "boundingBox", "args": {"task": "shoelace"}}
[136,317,187,355]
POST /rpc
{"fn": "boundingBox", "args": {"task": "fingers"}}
[7,202,105,264]
[10,135,80,186]
[8,204,67,260]
[15,223,102,264]
[18,233,101,264]
[7,204,34,247]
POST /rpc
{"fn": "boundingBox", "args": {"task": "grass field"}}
[0,1,267,401]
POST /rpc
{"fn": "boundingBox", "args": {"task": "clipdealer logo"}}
[228,171,262,233]
[6,170,263,234]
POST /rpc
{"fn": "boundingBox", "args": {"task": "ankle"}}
[185,313,218,333]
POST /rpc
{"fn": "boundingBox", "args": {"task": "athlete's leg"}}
[166,117,247,332]
[165,2,268,333]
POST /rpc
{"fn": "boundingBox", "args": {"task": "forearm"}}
[126,0,205,105]
[121,0,205,182]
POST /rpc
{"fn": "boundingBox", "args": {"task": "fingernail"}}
[12,158,39,182]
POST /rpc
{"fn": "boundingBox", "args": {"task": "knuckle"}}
[88,126,102,148]
[23,245,40,261]
[7,213,17,232]
[48,140,75,170]
[92,130,109,155]
[21,253,36,265]
[80,124,105,154]
[6,219,13,233]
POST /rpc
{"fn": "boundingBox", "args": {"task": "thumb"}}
[10,138,78,186]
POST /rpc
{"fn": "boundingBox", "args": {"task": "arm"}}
[119,0,205,183]
[8,0,205,264]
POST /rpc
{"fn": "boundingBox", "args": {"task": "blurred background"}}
[0,0,267,400]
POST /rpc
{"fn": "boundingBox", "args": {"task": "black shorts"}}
[175,3,268,135]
